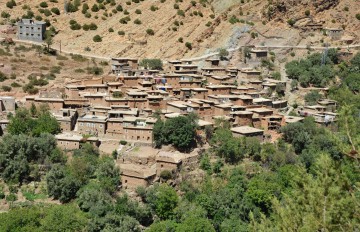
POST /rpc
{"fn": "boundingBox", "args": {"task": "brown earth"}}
[0,0,358,60]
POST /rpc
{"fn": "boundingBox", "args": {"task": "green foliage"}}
[8,108,60,136]
[93,35,102,42]
[0,133,57,183]
[153,115,197,152]
[149,184,178,220]
[304,90,322,105]
[146,28,155,35]
[285,51,338,87]
[185,42,192,50]
[251,154,360,231]
[218,48,229,60]
[6,0,16,9]
[139,58,163,70]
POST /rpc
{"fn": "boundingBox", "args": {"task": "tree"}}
[42,205,88,231]
[250,154,360,231]
[95,157,120,194]
[44,31,53,53]
[218,48,229,60]
[139,58,163,70]
[304,90,322,105]
[148,184,178,220]
[176,216,215,232]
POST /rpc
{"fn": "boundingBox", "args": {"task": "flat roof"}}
[231,126,264,134]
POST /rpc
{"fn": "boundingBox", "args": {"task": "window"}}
[99,125,103,128]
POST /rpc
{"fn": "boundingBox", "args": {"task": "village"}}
[0,36,339,189]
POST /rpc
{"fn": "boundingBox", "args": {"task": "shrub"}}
[177,10,185,17]
[43,9,52,16]
[116,4,123,11]
[135,9,141,14]
[93,35,102,42]
[87,66,103,75]
[305,10,310,16]
[0,71,8,82]
[91,4,99,12]
[70,23,81,30]
[89,23,98,30]
[40,1,48,8]
[1,12,11,18]
[6,193,17,202]
[82,24,90,31]
[287,18,296,26]
[120,140,127,145]
[146,28,155,35]
[108,27,114,32]
[1,86,12,92]
[185,42,192,50]
[6,0,16,9]
[118,30,125,35]
[174,3,179,9]
[150,5,158,11]
[51,7,60,15]
[356,14,360,20]
[11,82,21,87]
[178,37,183,43]
[210,14,215,19]
[134,19,142,24]
[160,170,173,180]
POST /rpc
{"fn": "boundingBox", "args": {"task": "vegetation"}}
[139,58,163,70]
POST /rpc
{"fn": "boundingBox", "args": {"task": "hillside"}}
[0,0,359,59]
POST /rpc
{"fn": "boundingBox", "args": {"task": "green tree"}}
[139,58,163,70]
[149,184,178,220]
[41,204,88,231]
[218,48,229,60]
[250,154,360,231]
[304,90,322,105]
[176,216,215,232]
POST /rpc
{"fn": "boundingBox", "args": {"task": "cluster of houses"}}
[0,51,339,188]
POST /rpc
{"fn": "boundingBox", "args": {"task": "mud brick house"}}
[325,28,344,40]
[206,85,233,95]
[121,117,156,142]
[111,58,138,74]
[77,115,107,135]
[147,95,166,111]
[167,60,182,72]
[119,164,156,188]
[261,115,284,131]
[253,98,273,108]
[55,133,82,150]
[231,126,264,141]
[54,109,78,132]
[202,67,227,76]
[83,93,106,106]
[156,151,183,177]
[25,97,64,111]
[232,111,254,126]
[189,88,208,99]
[121,76,139,87]
[207,75,231,85]
[240,69,261,79]
[0,119,9,136]
[205,58,220,67]
[250,49,268,60]
[173,64,198,75]
[272,100,288,109]
[0,96,16,112]
[17,19,46,42]
[213,104,232,116]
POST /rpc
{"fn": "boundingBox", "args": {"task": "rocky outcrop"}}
[263,0,340,21]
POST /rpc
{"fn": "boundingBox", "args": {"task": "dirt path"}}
[3,36,360,62]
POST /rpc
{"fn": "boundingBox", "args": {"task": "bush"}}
[1,12,11,18]
[356,14,360,20]
[174,3,179,9]
[108,27,114,32]
[178,37,183,43]
[93,35,102,42]
[11,82,21,87]
[89,23,98,30]
[51,7,60,15]
[150,5,158,11]
[2,86,12,92]
[43,9,52,16]
[39,1,48,8]
[135,9,141,14]
[305,10,310,16]
[120,140,127,145]
[160,170,172,180]
[6,0,16,9]
[116,4,123,11]
[118,30,125,35]
[6,193,17,202]
[139,58,163,70]
[146,28,155,35]
[185,42,192,50]
[91,4,99,12]
[287,18,296,26]
[177,10,185,17]
[0,71,8,82]
[70,23,81,30]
